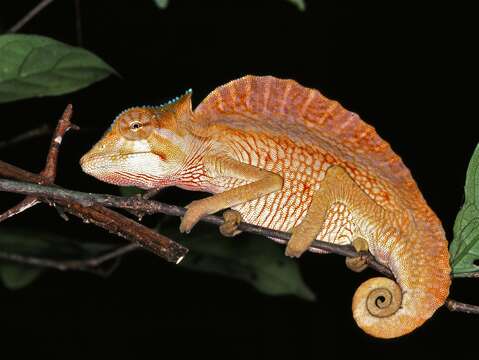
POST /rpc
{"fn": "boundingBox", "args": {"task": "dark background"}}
[0,0,477,358]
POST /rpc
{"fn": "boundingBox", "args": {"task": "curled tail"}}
[352,217,451,338]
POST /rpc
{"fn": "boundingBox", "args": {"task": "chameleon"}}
[80,75,451,338]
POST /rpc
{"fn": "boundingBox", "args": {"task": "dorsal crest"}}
[194,75,422,204]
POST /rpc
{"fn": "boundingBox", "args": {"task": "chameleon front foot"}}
[345,238,369,273]
[180,199,211,234]
[219,209,242,237]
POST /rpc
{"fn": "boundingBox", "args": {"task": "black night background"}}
[0,1,476,358]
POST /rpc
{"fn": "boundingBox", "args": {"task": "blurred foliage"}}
[159,218,315,301]
[153,0,169,9]
[119,186,145,197]
[0,262,44,290]
[450,144,479,276]
[0,34,115,103]
[285,0,306,11]
[0,219,315,301]
[0,229,118,289]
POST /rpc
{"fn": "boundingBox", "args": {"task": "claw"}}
[345,256,368,272]
[345,237,369,272]
[179,217,192,234]
[179,199,209,234]
[285,246,303,258]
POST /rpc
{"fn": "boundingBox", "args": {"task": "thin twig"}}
[40,104,77,182]
[0,196,39,222]
[0,243,139,272]
[8,0,56,33]
[0,124,51,150]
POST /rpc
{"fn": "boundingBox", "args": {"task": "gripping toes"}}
[219,209,242,237]
[345,237,369,272]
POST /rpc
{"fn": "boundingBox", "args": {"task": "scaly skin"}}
[80,75,451,338]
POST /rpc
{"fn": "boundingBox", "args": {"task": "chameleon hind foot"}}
[345,237,369,273]
[286,165,383,259]
[220,209,242,237]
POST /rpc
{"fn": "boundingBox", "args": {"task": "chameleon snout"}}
[79,150,101,177]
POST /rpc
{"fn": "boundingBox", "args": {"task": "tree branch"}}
[0,179,187,264]
[0,177,391,276]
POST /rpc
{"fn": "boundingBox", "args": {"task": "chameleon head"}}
[80,91,194,189]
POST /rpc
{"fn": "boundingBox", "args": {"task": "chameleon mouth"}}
[80,151,152,168]
[80,150,164,167]
[79,150,167,186]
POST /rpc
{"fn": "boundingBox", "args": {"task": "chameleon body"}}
[80,75,451,338]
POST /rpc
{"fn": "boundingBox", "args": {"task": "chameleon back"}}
[193,75,451,338]
[195,76,416,198]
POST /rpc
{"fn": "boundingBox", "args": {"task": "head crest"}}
[159,88,193,109]
[108,88,193,132]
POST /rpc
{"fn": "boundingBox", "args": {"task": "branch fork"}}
[0,105,187,264]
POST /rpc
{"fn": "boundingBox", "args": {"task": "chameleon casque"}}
[80,75,451,338]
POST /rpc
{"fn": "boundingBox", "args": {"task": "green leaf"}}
[450,144,479,276]
[159,220,315,301]
[0,228,119,289]
[285,0,306,11]
[0,34,115,103]
[0,263,43,290]
[153,0,169,9]
[463,144,479,206]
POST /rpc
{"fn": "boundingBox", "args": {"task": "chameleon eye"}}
[118,115,153,140]
[130,121,142,131]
